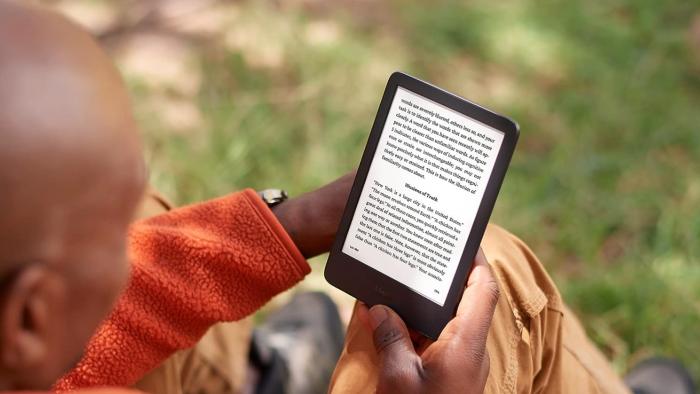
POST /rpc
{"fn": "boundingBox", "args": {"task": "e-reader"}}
[325,72,519,339]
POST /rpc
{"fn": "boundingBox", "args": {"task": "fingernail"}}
[368,305,388,330]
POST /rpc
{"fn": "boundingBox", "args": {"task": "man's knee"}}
[482,224,563,315]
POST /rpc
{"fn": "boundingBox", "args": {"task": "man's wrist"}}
[271,196,314,258]
[257,188,315,257]
[268,171,355,259]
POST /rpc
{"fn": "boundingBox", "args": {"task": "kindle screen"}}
[342,87,505,306]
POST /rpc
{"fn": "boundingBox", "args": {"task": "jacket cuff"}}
[242,188,311,277]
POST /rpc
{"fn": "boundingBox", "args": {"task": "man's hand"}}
[271,170,355,258]
[357,248,499,394]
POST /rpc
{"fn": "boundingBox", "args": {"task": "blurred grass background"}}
[48,0,700,381]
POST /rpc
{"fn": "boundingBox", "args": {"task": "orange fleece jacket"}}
[52,189,310,391]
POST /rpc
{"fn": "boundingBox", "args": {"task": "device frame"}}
[324,71,519,339]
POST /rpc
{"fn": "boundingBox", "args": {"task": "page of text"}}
[342,87,504,305]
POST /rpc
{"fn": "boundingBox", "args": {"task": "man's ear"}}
[0,265,53,371]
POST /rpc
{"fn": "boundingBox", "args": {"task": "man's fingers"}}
[444,248,499,346]
[464,247,494,288]
[370,305,414,354]
[458,248,499,316]
[368,305,422,385]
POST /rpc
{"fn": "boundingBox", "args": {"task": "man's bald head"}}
[0,0,145,266]
[0,2,146,389]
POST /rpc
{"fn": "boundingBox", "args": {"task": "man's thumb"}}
[368,305,416,364]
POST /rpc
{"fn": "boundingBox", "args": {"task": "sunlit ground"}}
[47,0,700,381]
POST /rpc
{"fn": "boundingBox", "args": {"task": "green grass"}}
[127,0,700,382]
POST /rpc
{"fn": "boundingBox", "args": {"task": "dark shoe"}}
[250,292,345,394]
[625,357,696,394]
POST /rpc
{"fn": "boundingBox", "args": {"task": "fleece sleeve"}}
[54,189,310,390]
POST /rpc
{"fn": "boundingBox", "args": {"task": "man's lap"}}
[330,224,630,394]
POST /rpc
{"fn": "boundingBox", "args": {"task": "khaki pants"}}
[134,320,253,394]
[134,191,628,394]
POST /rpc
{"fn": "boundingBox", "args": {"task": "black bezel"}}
[324,71,519,339]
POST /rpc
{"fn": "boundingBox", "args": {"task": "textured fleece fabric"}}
[52,189,309,392]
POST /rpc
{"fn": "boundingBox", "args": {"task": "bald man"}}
[0,2,638,394]
[0,1,342,390]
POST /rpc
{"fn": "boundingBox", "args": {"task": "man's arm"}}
[54,173,354,390]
